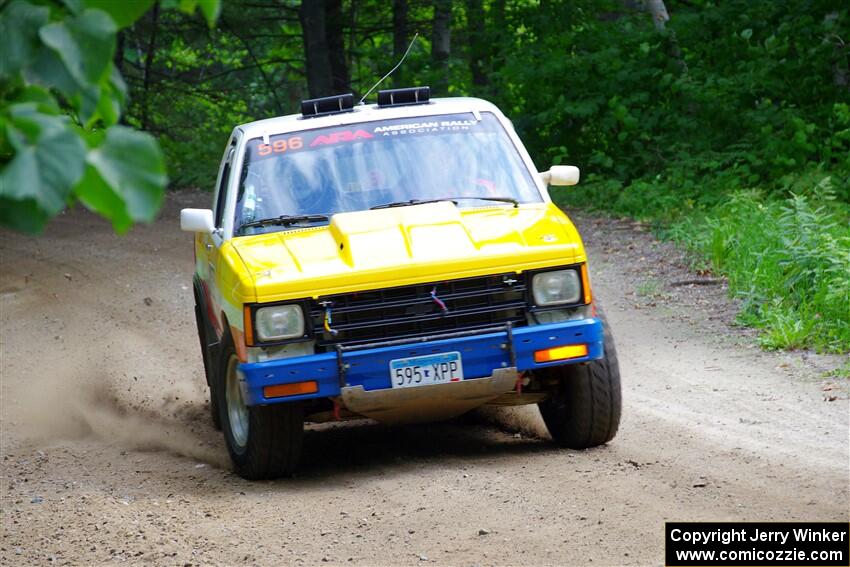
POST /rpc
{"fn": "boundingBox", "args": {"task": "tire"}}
[537,309,621,449]
[215,335,304,480]
[194,299,221,430]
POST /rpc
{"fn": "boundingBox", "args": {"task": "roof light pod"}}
[301,93,355,118]
[377,86,431,108]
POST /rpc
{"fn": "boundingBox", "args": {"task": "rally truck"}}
[181,88,621,480]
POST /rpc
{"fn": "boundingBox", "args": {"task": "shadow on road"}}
[292,418,554,482]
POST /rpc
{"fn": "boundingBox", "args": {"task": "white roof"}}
[236,96,507,140]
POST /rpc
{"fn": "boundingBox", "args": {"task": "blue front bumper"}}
[238,318,604,406]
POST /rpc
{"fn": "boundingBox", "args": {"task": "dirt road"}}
[2,192,848,566]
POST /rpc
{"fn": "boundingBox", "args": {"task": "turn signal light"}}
[243,305,254,346]
[581,263,593,305]
[263,381,318,399]
[534,344,588,363]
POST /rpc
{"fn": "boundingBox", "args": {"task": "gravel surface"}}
[1,192,847,566]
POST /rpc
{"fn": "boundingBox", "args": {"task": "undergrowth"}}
[498,1,850,353]
[558,171,850,354]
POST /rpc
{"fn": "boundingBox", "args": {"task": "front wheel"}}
[215,338,304,480]
[537,310,621,449]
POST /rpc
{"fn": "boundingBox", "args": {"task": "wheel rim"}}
[225,354,249,448]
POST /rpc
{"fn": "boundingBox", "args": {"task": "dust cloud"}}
[473,405,551,439]
[7,367,228,469]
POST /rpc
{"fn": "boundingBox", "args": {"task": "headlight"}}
[254,304,305,341]
[532,269,582,306]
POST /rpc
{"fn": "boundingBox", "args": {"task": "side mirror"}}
[539,165,580,186]
[180,208,215,233]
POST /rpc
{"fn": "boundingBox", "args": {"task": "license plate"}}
[389,352,464,389]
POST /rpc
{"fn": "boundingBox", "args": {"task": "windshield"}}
[235,112,541,234]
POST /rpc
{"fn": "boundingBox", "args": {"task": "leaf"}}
[59,0,85,13]
[174,0,221,26]
[6,86,61,115]
[0,197,50,234]
[0,0,50,77]
[83,0,156,28]
[86,126,167,223]
[23,40,81,100]
[95,68,127,127]
[109,66,128,107]
[74,164,133,232]
[196,0,221,26]
[0,105,87,217]
[39,9,117,86]
[741,28,753,40]
[27,49,103,125]
[35,9,117,123]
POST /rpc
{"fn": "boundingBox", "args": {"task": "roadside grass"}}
[823,360,850,380]
[557,171,850,354]
[636,278,663,299]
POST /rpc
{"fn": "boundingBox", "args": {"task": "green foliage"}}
[824,359,850,379]
[520,0,850,352]
[85,126,167,228]
[116,3,288,189]
[562,173,850,353]
[490,0,850,191]
[680,186,849,352]
[0,0,219,234]
[1,102,86,232]
[83,0,155,28]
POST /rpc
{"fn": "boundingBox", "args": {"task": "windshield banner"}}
[248,114,488,161]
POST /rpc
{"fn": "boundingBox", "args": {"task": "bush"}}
[525,1,850,353]
[710,190,848,352]
[564,176,850,353]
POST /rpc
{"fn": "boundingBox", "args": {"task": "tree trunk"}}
[493,0,505,32]
[349,0,359,93]
[325,0,350,93]
[827,12,849,90]
[141,1,160,131]
[431,0,451,94]
[834,44,849,90]
[392,0,408,87]
[644,0,687,73]
[490,0,505,74]
[300,0,334,98]
[466,0,488,88]
[645,0,670,31]
[113,29,126,125]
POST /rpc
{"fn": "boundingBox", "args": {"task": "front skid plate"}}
[340,367,518,424]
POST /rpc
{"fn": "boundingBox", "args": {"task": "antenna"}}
[359,32,419,105]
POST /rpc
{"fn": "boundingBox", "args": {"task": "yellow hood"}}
[230,202,586,302]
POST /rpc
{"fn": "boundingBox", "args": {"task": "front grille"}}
[310,273,527,349]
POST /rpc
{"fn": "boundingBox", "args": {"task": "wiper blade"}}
[370,196,519,210]
[458,196,519,207]
[238,214,330,230]
[370,199,442,210]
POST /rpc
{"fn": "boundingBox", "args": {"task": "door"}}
[199,142,236,339]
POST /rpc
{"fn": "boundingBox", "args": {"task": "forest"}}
[1,0,849,352]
